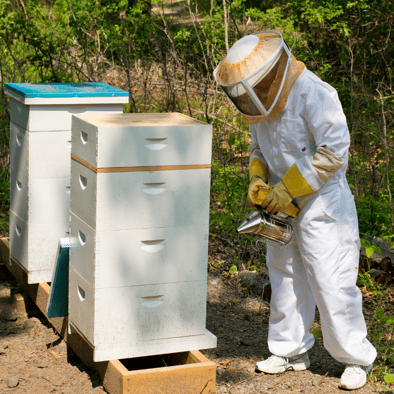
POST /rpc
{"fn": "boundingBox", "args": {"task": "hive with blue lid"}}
[69,112,216,361]
[5,82,129,284]
[5,82,128,132]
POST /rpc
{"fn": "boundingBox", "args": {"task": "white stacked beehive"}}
[5,83,129,283]
[69,113,216,361]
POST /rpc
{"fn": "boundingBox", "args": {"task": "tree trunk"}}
[223,0,229,52]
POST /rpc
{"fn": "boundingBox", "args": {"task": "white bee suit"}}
[250,69,376,365]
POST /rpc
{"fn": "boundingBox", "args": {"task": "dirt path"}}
[0,241,390,394]
[0,266,105,393]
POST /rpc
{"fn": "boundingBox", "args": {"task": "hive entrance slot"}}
[143,183,166,195]
[145,138,167,151]
[77,286,86,301]
[80,131,88,144]
[16,134,22,147]
[79,175,87,190]
[141,295,164,308]
[120,351,197,371]
[145,138,167,142]
[78,231,86,245]
[140,240,165,253]
[68,107,86,114]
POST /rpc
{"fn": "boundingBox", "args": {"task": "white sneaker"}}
[339,364,373,390]
[255,353,310,374]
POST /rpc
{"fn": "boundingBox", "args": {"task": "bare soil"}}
[0,237,392,394]
[0,266,105,393]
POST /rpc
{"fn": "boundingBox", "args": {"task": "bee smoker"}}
[237,209,294,246]
[237,186,299,246]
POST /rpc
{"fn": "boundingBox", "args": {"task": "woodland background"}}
[0,0,393,244]
[0,0,393,387]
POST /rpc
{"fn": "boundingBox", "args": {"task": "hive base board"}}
[114,351,216,394]
[0,237,216,394]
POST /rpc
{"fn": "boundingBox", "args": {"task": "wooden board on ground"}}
[0,237,216,394]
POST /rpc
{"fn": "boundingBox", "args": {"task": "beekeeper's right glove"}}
[261,163,314,214]
[247,158,269,208]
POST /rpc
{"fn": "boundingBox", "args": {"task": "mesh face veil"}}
[213,31,292,118]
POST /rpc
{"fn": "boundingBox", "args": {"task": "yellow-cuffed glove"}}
[260,180,292,214]
[261,163,314,214]
[247,158,269,208]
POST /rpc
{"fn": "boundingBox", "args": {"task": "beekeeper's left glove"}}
[247,158,269,208]
[261,163,314,214]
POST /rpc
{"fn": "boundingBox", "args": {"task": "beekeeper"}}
[213,30,376,390]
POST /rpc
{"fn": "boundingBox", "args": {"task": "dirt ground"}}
[0,238,392,394]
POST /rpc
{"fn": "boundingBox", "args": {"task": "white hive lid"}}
[74,112,207,128]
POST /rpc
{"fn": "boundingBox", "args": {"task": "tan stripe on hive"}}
[71,153,211,173]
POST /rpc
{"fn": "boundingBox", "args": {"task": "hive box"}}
[6,82,128,132]
[70,160,211,232]
[70,212,209,289]
[5,83,129,283]
[69,113,216,361]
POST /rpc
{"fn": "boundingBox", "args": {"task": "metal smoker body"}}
[237,210,293,246]
[237,186,299,246]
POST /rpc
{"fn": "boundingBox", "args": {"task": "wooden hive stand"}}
[0,237,216,394]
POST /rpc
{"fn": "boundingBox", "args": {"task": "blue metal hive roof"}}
[4,82,128,98]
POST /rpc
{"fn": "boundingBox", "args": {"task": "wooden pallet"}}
[0,237,216,394]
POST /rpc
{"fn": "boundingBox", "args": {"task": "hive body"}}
[5,83,129,283]
[69,113,216,361]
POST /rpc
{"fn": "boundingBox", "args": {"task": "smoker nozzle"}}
[237,211,262,235]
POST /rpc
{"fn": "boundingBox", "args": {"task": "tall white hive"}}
[69,112,217,361]
[5,83,129,283]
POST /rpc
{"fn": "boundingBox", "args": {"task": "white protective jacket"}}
[250,69,376,365]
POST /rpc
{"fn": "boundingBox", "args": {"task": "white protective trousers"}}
[250,69,376,366]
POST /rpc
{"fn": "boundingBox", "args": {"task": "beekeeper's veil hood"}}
[213,30,305,123]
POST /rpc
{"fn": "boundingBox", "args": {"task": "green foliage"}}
[309,323,323,339]
[0,178,9,235]
[358,271,394,385]
[355,188,394,244]
[385,373,394,385]
[288,0,345,27]
[229,265,238,275]
[360,239,382,258]
[210,163,249,236]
